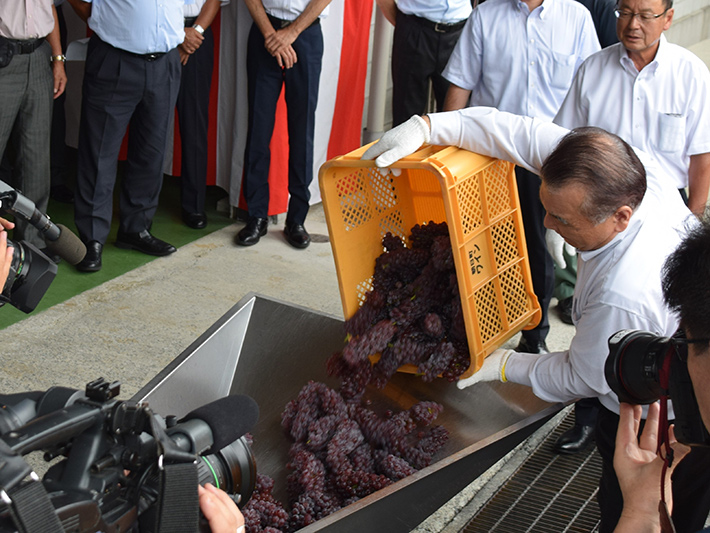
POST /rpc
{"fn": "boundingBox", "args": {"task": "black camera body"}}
[605,329,710,447]
[0,379,257,532]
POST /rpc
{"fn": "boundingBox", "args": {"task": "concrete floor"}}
[0,202,575,531]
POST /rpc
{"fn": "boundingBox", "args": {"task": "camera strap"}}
[140,410,200,533]
[0,440,64,533]
[657,353,677,533]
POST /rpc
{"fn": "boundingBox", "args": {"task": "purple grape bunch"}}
[329,221,470,400]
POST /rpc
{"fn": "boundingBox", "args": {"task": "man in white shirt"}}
[176,0,229,230]
[0,0,66,249]
[237,0,332,249]
[441,0,600,356]
[376,0,471,127]
[552,0,710,456]
[556,0,710,216]
[362,108,710,532]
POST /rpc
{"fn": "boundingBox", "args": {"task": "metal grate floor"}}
[462,411,601,533]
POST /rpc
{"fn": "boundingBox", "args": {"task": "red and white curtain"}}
[168,0,374,215]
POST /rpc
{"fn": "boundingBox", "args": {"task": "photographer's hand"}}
[613,402,690,532]
[198,483,245,533]
[0,222,14,289]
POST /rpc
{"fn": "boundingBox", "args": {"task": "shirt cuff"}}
[503,350,542,388]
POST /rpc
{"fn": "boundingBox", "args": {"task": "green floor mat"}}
[0,174,235,331]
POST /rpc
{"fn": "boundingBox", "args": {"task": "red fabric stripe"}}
[327,0,373,159]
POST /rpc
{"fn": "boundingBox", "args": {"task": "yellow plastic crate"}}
[319,143,541,379]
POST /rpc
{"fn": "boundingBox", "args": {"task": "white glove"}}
[361,115,431,168]
[545,229,576,269]
[457,349,513,390]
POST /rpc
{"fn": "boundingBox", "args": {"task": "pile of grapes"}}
[243,222,467,532]
[329,221,471,401]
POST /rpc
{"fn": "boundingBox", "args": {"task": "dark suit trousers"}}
[75,35,181,244]
[0,42,53,247]
[242,20,323,225]
[516,167,553,343]
[391,10,465,127]
[176,27,214,214]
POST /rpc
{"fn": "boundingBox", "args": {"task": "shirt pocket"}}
[550,51,576,90]
[656,112,685,153]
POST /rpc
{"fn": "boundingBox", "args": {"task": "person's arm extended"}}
[442,84,471,112]
[65,0,91,22]
[375,0,397,26]
[362,108,566,174]
[47,5,67,98]
[687,152,710,217]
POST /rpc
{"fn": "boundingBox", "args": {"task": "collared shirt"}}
[428,106,692,415]
[82,0,185,55]
[263,0,330,21]
[183,0,230,18]
[442,0,600,121]
[0,0,55,40]
[555,36,710,189]
[397,0,472,24]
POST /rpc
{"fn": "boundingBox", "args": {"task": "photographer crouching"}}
[612,214,710,533]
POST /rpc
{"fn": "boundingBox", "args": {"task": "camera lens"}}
[605,330,675,404]
[196,437,256,506]
[1,239,56,313]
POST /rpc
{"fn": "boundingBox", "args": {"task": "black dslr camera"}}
[605,329,710,447]
[0,378,258,532]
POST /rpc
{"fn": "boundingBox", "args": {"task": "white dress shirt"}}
[263,0,330,21]
[555,35,710,190]
[442,0,600,121]
[84,0,185,54]
[428,107,693,415]
[396,0,472,24]
[0,0,55,40]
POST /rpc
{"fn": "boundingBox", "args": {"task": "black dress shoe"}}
[236,217,268,246]
[515,336,549,354]
[558,296,573,325]
[76,241,102,272]
[182,209,207,230]
[284,223,310,249]
[115,230,176,256]
[554,423,595,454]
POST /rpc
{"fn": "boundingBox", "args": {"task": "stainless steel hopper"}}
[134,293,562,532]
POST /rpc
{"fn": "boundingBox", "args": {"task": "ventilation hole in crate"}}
[500,264,530,325]
[492,216,519,270]
[475,281,503,344]
[356,278,374,307]
[456,175,483,237]
[379,211,406,242]
[337,170,373,231]
[483,161,513,220]
[369,169,399,213]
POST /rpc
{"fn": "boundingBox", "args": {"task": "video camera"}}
[0,179,87,313]
[0,378,258,532]
[605,329,710,447]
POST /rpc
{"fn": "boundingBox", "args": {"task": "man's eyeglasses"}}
[614,8,669,21]
[672,336,710,362]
